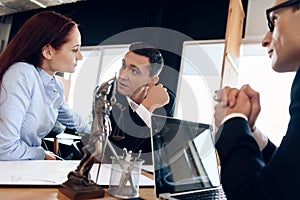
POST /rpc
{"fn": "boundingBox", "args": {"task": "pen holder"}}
[108,156,144,199]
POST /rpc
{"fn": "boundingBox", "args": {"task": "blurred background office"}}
[0,0,290,148]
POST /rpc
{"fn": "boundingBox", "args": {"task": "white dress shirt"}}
[0,62,91,160]
[126,96,152,128]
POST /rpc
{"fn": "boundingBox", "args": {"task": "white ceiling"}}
[241,0,273,56]
[0,0,83,16]
[244,0,273,42]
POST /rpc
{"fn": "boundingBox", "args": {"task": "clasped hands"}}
[214,84,261,131]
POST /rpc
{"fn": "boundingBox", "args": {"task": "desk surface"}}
[0,187,156,200]
[0,160,156,199]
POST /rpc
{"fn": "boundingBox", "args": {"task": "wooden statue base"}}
[59,184,105,200]
[59,170,106,200]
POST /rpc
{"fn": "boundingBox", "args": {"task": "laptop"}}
[150,115,227,200]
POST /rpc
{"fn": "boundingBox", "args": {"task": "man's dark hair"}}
[292,1,300,11]
[129,42,164,77]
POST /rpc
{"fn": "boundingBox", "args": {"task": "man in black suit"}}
[103,42,175,163]
[214,0,300,199]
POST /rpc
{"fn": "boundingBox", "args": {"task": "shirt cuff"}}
[136,104,152,128]
[221,113,248,125]
[252,127,269,151]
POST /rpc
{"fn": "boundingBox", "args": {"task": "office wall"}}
[8,0,248,73]
[174,40,224,124]
[5,0,248,121]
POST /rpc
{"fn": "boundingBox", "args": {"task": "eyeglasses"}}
[266,0,300,32]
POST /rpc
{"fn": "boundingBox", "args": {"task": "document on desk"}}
[0,160,154,186]
[44,133,82,146]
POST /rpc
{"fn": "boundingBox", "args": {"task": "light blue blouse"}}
[0,62,91,160]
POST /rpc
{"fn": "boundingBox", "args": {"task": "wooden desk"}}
[0,187,156,200]
[0,161,156,199]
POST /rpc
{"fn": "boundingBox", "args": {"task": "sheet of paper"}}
[44,133,82,146]
[0,160,154,186]
[0,160,79,185]
[56,133,82,140]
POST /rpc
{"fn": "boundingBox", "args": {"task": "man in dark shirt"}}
[103,42,175,164]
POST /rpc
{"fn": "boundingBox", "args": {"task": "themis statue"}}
[59,75,119,199]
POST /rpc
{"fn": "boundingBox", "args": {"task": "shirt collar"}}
[37,68,60,101]
[126,96,138,111]
[37,68,56,87]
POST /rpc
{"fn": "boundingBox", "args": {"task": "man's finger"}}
[227,88,239,107]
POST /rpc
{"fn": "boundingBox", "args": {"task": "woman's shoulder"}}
[8,62,37,75]
[10,61,36,69]
[4,62,38,84]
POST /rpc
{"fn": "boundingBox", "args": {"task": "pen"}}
[122,148,128,159]
[53,154,65,161]
[107,140,119,160]
[136,150,142,161]
[125,150,132,162]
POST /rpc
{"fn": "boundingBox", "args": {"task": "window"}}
[175,41,294,146]
[64,45,129,123]
[238,43,295,146]
[66,42,293,146]
[174,40,224,125]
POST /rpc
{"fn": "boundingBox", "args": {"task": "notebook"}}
[150,115,227,200]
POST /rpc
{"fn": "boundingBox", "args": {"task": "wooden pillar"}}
[220,0,245,88]
[217,0,245,166]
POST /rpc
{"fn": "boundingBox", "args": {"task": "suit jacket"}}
[215,68,300,200]
[106,82,175,163]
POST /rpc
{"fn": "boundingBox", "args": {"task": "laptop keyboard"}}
[171,188,227,200]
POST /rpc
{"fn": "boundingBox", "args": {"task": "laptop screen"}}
[151,115,221,197]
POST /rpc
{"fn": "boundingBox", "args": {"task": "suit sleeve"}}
[152,86,175,117]
[165,87,176,117]
[216,118,268,200]
[261,139,277,163]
